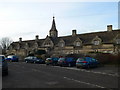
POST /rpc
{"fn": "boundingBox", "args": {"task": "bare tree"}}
[0,37,13,54]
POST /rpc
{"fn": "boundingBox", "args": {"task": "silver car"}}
[0,55,8,76]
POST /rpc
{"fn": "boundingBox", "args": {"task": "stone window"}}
[75,41,81,46]
[9,45,13,50]
[25,43,28,49]
[116,39,120,44]
[17,44,21,49]
[60,42,64,47]
[34,43,38,48]
[94,40,100,45]
[45,42,51,46]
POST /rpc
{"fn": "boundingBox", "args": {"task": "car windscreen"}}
[7,56,13,58]
[77,58,84,61]
[52,58,59,61]
[13,56,18,58]
[0,56,5,62]
[32,57,37,59]
[25,57,31,59]
[66,57,74,61]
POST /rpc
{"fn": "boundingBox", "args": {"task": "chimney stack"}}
[107,25,112,31]
[19,37,22,43]
[35,35,39,40]
[72,30,77,36]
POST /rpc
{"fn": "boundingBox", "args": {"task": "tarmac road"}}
[2,62,119,89]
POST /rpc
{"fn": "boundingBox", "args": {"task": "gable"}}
[41,37,54,47]
[92,36,102,45]
[74,37,82,46]
[114,34,120,44]
[57,39,65,47]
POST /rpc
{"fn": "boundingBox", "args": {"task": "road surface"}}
[2,62,119,89]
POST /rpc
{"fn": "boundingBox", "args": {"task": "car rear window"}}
[66,57,73,61]
[47,58,52,60]
[78,58,84,61]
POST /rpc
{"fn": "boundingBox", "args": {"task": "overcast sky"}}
[0,0,119,42]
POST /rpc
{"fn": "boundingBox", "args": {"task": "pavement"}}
[2,62,119,89]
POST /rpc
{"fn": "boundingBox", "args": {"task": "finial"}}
[53,13,55,19]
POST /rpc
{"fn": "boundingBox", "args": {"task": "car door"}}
[33,57,37,63]
[86,57,93,67]
[30,57,34,63]
[92,58,98,67]
[90,58,97,67]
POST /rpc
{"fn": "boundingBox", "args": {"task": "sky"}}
[0,0,119,42]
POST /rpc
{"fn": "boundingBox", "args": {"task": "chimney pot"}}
[19,37,22,42]
[72,30,77,36]
[107,25,112,31]
[35,35,39,40]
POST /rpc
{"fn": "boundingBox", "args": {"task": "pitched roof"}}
[10,29,120,48]
[49,16,57,31]
[59,29,120,45]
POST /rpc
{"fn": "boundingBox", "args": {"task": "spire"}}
[49,16,58,38]
[50,16,57,31]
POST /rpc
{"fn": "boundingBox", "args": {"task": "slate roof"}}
[10,29,120,49]
[58,29,120,45]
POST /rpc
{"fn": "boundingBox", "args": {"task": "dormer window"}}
[94,40,100,45]
[58,39,65,47]
[74,37,82,47]
[92,36,102,46]
[34,42,38,48]
[60,42,64,47]
[17,44,21,49]
[116,39,120,44]
[76,41,81,46]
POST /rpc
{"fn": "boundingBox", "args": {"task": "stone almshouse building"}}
[7,17,120,58]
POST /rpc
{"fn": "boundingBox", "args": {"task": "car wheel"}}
[76,66,79,68]
[52,63,56,66]
[60,65,62,67]
[34,61,36,64]
[5,71,8,75]
[68,63,72,67]
[87,65,90,69]
[25,61,28,63]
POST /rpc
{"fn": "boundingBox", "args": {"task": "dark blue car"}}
[0,55,8,76]
[6,55,19,62]
[58,57,77,67]
[45,57,59,66]
[76,57,99,69]
[24,56,45,64]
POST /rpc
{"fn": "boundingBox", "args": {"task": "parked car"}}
[76,57,99,69]
[6,55,19,62]
[45,57,59,66]
[24,56,45,64]
[0,55,8,76]
[57,57,77,67]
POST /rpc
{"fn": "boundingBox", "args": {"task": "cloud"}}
[0,0,119,3]
[0,2,118,42]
